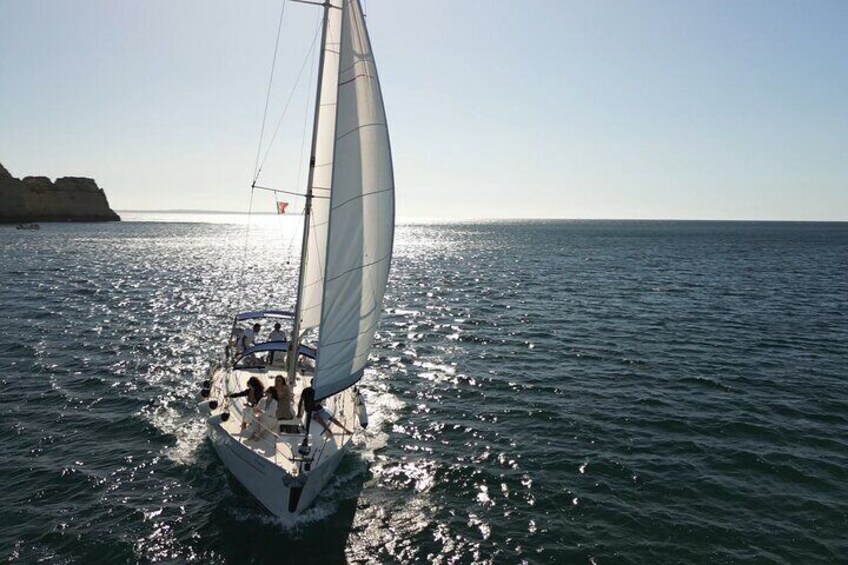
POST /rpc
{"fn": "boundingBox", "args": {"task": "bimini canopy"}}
[235,310,295,322]
[237,341,317,361]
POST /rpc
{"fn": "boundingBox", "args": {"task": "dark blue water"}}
[1,219,847,564]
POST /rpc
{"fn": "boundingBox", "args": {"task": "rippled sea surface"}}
[1,218,847,564]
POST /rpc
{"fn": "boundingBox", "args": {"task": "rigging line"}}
[237,186,257,312]
[278,197,307,277]
[252,184,329,199]
[306,200,328,306]
[295,13,320,194]
[284,205,301,268]
[255,18,323,179]
[276,197,303,304]
[276,17,318,303]
[253,0,289,181]
[273,194,286,305]
[285,208,301,260]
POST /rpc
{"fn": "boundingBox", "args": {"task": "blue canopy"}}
[235,309,295,322]
[237,340,317,361]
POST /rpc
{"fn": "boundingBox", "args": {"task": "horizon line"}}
[115,210,848,223]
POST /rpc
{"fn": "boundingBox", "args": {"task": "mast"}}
[288,0,332,385]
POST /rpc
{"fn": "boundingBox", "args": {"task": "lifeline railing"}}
[225,397,351,469]
[210,367,354,469]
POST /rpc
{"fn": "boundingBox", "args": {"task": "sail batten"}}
[312,0,394,401]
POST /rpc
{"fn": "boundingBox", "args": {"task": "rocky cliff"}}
[0,162,120,223]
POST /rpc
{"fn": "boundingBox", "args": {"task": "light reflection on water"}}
[1,218,847,563]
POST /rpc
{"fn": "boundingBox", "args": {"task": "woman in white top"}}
[248,386,279,440]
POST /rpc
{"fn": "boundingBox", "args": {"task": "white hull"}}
[207,419,349,520]
[201,366,357,522]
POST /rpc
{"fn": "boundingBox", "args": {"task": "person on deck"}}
[274,375,298,433]
[238,323,262,366]
[297,386,352,437]
[267,323,285,365]
[228,376,264,405]
[268,323,285,342]
[228,376,265,431]
[296,355,315,375]
[248,323,261,346]
[246,386,279,440]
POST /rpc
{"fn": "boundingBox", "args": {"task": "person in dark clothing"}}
[297,386,352,437]
[228,376,265,406]
[228,376,266,431]
[267,323,285,365]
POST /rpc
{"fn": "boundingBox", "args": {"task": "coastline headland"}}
[0,162,120,223]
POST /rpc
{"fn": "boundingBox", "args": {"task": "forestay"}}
[313,0,394,400]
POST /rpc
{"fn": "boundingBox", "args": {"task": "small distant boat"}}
[16,223,40,230]
[199,0,394,522]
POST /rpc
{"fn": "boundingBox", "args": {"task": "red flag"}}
[276,201,289,214]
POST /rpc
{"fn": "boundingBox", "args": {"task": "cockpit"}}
[227,309,317,372]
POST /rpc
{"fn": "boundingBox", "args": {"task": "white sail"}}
[313,0,394,400]
[298,0,342,332]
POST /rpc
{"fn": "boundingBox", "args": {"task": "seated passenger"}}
[246,387,279,440]
[297,386,352,437]
[274,375,298,433]
[296,355,315,375]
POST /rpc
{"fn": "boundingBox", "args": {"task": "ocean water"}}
[1,218,846,564]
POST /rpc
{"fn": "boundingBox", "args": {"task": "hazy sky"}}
[1,1,846,220]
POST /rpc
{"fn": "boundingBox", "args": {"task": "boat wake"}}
[140,364,213,466]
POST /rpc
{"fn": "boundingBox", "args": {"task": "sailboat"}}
[199,0,394,521]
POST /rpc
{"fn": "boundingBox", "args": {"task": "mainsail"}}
[311,0,395,400]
